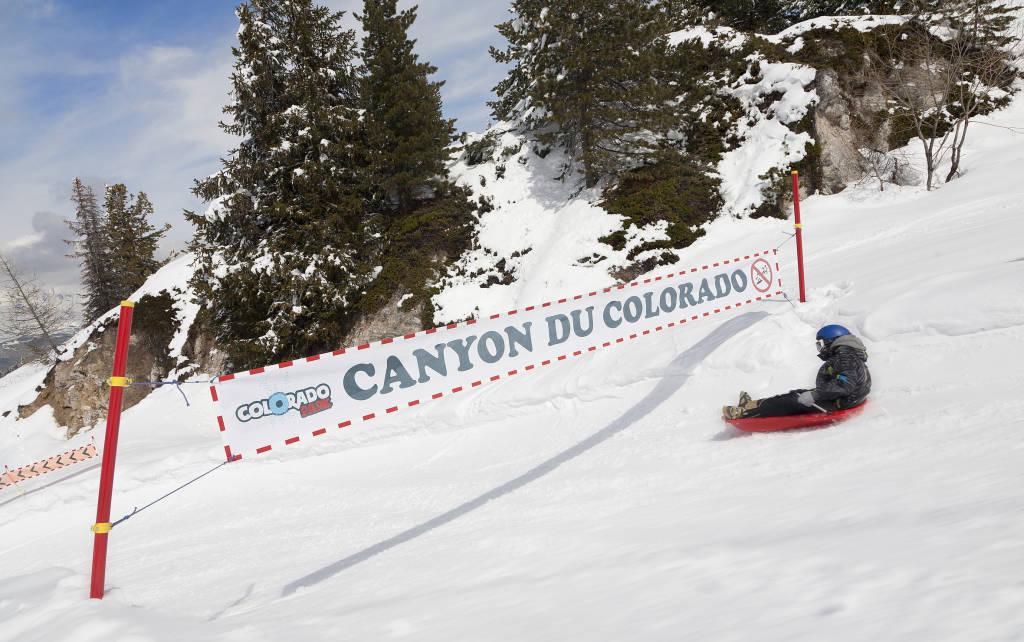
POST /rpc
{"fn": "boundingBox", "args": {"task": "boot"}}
[724,394,760,419]
[723,404,746,419]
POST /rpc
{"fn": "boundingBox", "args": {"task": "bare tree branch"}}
[0,252,76,359]
[861,1,1020,190]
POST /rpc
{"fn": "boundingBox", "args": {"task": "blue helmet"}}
[816,324,850,353]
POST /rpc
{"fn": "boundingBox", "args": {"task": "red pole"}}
[90,300,135,600]
[791,170,807,303]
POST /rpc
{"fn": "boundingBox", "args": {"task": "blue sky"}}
[0,0,509,293]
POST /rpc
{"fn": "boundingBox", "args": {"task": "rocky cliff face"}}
[10,285,423,438]
[812,68,888,193]
[345,294,425,348]
[17,293,180,438]
[781,22,935,195]
[9,255,217,439]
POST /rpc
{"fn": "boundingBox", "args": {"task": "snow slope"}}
[2,101,1024,642]
[0,254,198,465]
[437,26,822,318]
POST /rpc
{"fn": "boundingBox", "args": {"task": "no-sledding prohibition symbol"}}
[750,258,773,293]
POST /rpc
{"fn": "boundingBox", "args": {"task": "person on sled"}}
[723,324,871,419]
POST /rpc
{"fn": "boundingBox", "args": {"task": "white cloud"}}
[0,0,510,297]
[0,39,234,294]
[3,232,44,251]
[1,211,79,291]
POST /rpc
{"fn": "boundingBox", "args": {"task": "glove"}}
[796,390,816,407]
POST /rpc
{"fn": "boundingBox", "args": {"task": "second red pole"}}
[791,170,807,303]
[90,300,135,599]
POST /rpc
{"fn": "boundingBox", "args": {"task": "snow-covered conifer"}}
[104,186,168,299]
[491,0,682,187]
[698,1,898,32]
[66,178,118,320]
[187,0,366,368]
[355,0,475,324]
[358,0,455,216]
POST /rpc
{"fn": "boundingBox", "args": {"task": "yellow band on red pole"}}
[91,522,112,534]
[793,223,803,229]
[108,377,131,388]
[120,300,135,308]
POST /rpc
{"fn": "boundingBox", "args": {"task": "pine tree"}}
[358,0,455,216]
[355,0,475,322]
[491,0,680,187]
[699,0,899,32]
[66,178,118,320]
[489,0,551,131]
[186,0,366,368]
[794,1,897,17]
[704,0,787,31]
[104,186,169,298]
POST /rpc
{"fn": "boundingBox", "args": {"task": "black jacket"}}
[813,334,871,408]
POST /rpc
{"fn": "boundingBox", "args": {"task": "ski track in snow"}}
[3,92,1024,642]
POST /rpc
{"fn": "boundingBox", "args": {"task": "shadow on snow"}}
[281,311,768,597]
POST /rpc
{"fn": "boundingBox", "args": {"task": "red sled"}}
[724,402,867,433]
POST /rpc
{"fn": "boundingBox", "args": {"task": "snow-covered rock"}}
[4,254,213,439]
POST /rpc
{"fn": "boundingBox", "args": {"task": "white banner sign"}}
[210,248,785,459]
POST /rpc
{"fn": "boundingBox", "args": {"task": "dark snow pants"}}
[744,389,839,418]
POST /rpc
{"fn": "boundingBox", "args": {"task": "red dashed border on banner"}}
[213,249,783,459]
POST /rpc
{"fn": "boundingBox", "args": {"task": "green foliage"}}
[700,0,900,32]
[130,292,177,374]
[66,179,118,320]
[600,151,721,271]
[914,0,1019,48]
[187,0,367,368]
[187,0,475,368]
[659,36,751,166]
[358,0,456,216]
[492,0,685,186]
[104,185,169,299]
[461,132,500,166]
[360,184,477,327]
[355,0,475,328]
[67,179,168,321]
[700,0,789,32]
[751,108,819,219]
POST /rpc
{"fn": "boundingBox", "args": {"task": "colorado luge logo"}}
[236,384,333,423]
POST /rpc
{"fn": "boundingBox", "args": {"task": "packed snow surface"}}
[435,135,636,322]
[3,100,1024,642]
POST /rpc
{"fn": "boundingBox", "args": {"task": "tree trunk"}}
[946,118,969,183]
[0,255,60,353]
[923,137,935,191]
[581,127,598,188]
